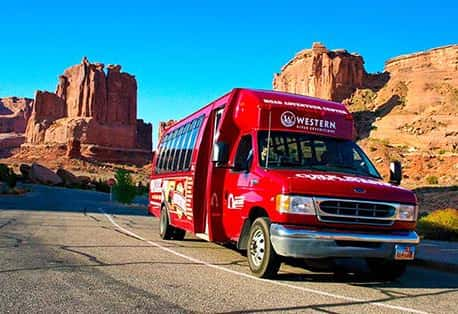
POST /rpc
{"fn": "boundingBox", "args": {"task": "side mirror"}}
[212,142,229,166]
[389,161,402,186]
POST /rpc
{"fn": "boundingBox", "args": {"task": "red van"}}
[149,88,419,278]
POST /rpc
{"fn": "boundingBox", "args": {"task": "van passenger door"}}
[223,134,253,240]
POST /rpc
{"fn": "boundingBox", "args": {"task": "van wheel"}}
[366,258,407,281]
[172,228,186,240]
[159,207,174,240]
[247,217,280,278]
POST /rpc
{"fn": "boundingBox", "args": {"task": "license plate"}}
[394,244,415,260]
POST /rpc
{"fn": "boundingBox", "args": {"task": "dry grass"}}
[417,208,458,241]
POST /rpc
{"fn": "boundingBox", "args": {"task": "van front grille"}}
[316,198,397,226]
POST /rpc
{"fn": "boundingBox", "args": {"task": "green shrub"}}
[0,164,17,188]
[417,208,458,241]
[136,181,148,196]
[112,169,137,204]
[439,149,446,155]
[426,175,439,185]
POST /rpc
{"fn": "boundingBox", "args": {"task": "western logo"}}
[280,111,337,133]
[280,111,296,127]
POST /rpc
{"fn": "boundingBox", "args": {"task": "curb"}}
[413,258,458,273]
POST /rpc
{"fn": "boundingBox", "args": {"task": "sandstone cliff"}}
[0,97,33,148]
[273,42,366,102]
[274,43,458,187]
[365,45,458,153]
[24,57,152,164]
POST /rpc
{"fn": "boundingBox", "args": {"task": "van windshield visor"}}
[258,131,381,178]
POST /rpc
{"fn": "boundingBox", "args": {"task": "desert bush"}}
[0,164,17,188]
[417,208,458,241]
[112,169,137,204]
[426,175,439,185]
[93,179,110,193]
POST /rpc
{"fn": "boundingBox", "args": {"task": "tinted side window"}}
[234,135,253,171]
[155,142,164,172]
[172,126,185,171]
[178,123,191,170]
[183,116,203,170]
[165,130,178,171]
[156,115,205,173]
[157,134,170,172]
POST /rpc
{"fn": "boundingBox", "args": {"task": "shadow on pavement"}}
[0,183,149,217]
[275,258,458,290]
[219,266,458,313]
[0,207,150,217]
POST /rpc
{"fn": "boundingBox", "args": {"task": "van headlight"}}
[396,204,418,221]
[276,195,316,215]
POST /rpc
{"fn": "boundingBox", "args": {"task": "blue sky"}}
[1,1,457,143]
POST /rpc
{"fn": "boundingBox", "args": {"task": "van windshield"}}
[258,131,381,179]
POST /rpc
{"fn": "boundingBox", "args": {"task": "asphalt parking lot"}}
[1,185,457,313]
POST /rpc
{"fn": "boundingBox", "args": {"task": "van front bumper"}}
[270,223,420,259]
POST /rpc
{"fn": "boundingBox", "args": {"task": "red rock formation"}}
[24,57,152,164]
[32,91,66,120]
[0,97,33,133]
[136,119,153,150]
[365,45,458,153]
[24,91,66,144]
[273,42,366,102]
[29,162,63,185]
[0,97,33,148]
[66,139,81,159]
[56,58,107,119]
[274,43,458,187]
[106,64,137,125]
[56,168,80,186]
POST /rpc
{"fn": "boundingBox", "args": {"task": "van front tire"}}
[247,217,280,278]
[160,207,174,240]
[172,228,186,240]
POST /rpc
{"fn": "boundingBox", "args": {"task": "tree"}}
[112,169,137,204]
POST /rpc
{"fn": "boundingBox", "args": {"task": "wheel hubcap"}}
[250,229,265,267]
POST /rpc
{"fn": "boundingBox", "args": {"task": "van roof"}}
[239,88,348,114]
[161,88,349,135]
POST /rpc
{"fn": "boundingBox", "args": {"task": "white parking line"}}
[99,209,428,314]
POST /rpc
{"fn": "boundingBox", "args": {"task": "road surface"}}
[0,185,457,313]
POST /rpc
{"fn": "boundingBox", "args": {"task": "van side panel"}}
[149,107,211,234]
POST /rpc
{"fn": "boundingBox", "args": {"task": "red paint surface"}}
[149,88,417,243]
